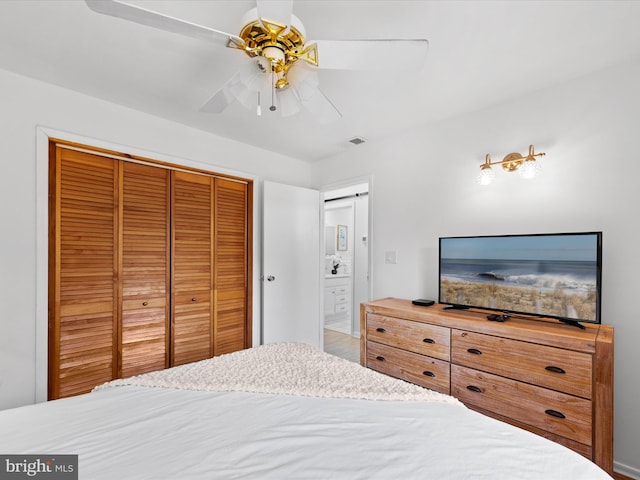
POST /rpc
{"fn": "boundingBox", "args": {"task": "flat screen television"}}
[438,232,602,326]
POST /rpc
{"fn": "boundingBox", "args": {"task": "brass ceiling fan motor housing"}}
[234,17,318,88]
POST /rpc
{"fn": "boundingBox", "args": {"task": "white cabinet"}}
[324,276,352,333]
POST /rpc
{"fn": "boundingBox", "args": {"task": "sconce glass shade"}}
[519,157,540,179]
[477,166,495,186]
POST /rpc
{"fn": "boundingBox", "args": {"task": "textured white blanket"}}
[95,342,460,404]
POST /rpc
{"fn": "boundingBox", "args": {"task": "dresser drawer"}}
[367,341,450,394]
[451,330,592,398]
[367,314,450,361]
[451,365,592,445]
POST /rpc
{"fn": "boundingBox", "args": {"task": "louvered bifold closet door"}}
[120,162,170,377]
[49,147,118,400]
[214,178,250,354]
[171,171,214,366]
[50,142,252,398]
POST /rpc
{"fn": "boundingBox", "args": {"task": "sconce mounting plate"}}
[501,152,524,172]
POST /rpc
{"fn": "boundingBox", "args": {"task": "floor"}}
[323,328,360,363]
[324,315,351,335]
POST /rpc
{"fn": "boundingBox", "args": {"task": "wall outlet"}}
[384,250,398,264]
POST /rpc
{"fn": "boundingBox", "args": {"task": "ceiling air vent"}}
[348,137,366,145]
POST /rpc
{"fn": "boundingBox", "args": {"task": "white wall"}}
[313,57,640,477]
[0,68,313,410]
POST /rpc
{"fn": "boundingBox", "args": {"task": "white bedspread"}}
[0,343,613,480]
[96,342,459,404]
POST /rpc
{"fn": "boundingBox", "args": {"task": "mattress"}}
[0,343,613,479]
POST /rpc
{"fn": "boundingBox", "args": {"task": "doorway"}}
[322,182,369,362]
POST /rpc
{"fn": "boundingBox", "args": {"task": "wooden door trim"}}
[47,143,60,400]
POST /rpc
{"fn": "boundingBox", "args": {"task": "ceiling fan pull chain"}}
[270,68,277,112]
[257,91,262,116]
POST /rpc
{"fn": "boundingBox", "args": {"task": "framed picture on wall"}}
[337,225,347,251]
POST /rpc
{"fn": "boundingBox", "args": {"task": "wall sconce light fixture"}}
[478,145,546,185]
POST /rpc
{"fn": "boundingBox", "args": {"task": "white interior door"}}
[262,181,321,346]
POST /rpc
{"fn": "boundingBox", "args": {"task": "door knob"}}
[266,275,275,282]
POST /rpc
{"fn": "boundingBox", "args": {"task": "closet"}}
[48,141,252,399]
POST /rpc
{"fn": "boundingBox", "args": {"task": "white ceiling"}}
[2,0,640,162]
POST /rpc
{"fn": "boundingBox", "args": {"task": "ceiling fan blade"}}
[200,58,272,114]
[302,87,342,124]
[85,0,245,48]
[276,88,301,117]
[200,74,239,114]
[286,62,340,123]
[256,0,293,28]
[312,39,429,71]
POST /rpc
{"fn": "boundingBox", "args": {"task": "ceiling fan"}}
[85,0,429,123]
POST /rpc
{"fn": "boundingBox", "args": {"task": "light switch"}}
[385,250,398,264]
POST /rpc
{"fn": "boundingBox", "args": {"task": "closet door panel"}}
[120,162,170,377]
[172,171,214,366]
[50,148,118,399]
[214,178,249,354]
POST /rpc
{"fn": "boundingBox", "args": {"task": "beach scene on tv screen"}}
[440,234,599,321]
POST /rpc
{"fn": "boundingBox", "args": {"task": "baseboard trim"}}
[613,472,634,480]
[614,460,640,480]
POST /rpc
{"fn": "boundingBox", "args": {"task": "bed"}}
[0,343,613,479]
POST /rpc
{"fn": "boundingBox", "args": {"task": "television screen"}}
[438,232,602,324]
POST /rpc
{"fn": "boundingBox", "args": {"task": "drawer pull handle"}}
[376,356,385,362]
[423,338,435,344]
[467,348,482,355]
[423,371,435,377]
[545,409,566,419]
[545,366,566,374]
[142,301,148,306]
[466,385,483,393]
[376,327,386,333]
[191,297,197,302]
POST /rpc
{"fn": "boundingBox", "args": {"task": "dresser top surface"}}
[362,298,612,353]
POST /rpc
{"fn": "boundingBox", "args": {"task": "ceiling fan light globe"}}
[278,87,301,117]
[287,62,319,90]
[228,78,249,104]
[236,57,269,90]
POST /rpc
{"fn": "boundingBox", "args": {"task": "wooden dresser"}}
[360,298,614,475]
